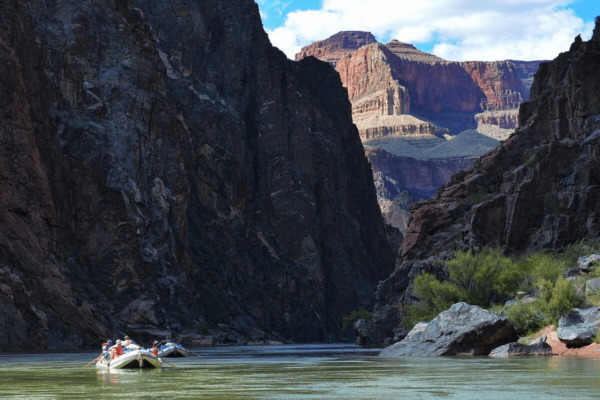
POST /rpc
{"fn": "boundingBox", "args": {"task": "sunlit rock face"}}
[297,32,542,234]
[0,0,396,349]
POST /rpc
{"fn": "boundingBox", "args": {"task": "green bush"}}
[524,156,536,168]
[405,245,595,333]
[558,239,600,267]
[342,309,373,333]
[545,277,583,323]
[505,302,547,334]
[521,253,565,283]
[505,277,583,333]
[404,249,522,329]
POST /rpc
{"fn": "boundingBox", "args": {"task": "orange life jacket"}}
[109,345,123,359]
[151,348,158,357]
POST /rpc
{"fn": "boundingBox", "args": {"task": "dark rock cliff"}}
[0,0,395,349]
[358,19,600,347]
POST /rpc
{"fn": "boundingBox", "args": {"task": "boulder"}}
[585,279,600,297]
[578,255,600,270]
[379,303,517,357]
[558,308,600,347]
[531,335,547,345]
[489,342,553,357]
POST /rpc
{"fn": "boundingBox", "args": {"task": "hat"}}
[108,340,113,344]
[153,340,159,344]
[116,340,122,345]
[124,335,130,340]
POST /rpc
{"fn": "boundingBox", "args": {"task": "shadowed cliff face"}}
[357,21,600,347]
[0,0,395,349]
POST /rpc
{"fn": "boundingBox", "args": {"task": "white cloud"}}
[266,0,594,61]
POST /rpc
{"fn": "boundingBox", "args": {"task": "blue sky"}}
[258,0,599,61]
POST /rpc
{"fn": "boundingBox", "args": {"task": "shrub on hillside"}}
[558,239,600,267]
[404,247,586,332]
[404,249,522,329]
[342,309,373,333]
[505,277,583,334]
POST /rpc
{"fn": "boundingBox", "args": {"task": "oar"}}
[187,349,203,358]
[83,355,102,369]
[161,358,176,367]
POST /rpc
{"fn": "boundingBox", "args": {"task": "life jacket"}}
[151,348,158,357]
[109,345,123,359]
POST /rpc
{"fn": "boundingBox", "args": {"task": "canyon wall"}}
[0,0,395,349]
[358,22,600,346]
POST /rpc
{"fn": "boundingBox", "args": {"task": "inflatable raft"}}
[96,349,162,369]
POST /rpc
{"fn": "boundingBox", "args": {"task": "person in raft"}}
[150,340,160,357]
[122,335,139,351]
[101,340,113,352]
[109,340,124,359]
[101,339,113,361]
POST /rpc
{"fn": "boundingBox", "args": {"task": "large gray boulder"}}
[489,335,552,358]
[558,308,600,346]
[380,303,517,357]
[578,254,600,270]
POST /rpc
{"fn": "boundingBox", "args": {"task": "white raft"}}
[158,342,190,358]
[96,349,162,369]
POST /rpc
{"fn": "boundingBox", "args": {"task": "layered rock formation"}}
[359,20,600,346]
[297,32,541,234]
[297,33,543,140]
[0,0,395,349]
[366,130,499,233]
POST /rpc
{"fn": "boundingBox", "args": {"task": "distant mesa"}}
[294,31,377,67]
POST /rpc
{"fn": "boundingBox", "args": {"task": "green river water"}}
[1,344,600,399]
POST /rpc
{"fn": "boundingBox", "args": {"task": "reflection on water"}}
[1,344,600,399]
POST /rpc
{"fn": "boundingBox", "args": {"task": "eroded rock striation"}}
[0,0,395,349]
[359,20,600,347]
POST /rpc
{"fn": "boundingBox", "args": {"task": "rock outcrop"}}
[558,308,600,347]
[0,0,395,349]
[359,20,600,347]
[402,22,600,260]
[489,341,553,357]
[379,303,517,356]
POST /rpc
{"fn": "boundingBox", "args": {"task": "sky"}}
[257,0,599,61]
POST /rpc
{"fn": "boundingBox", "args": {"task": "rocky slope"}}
[366,130,499,233]
[0,0,395,349]
[358,20,600,347]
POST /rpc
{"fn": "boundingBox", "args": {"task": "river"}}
[1,344,599,399]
